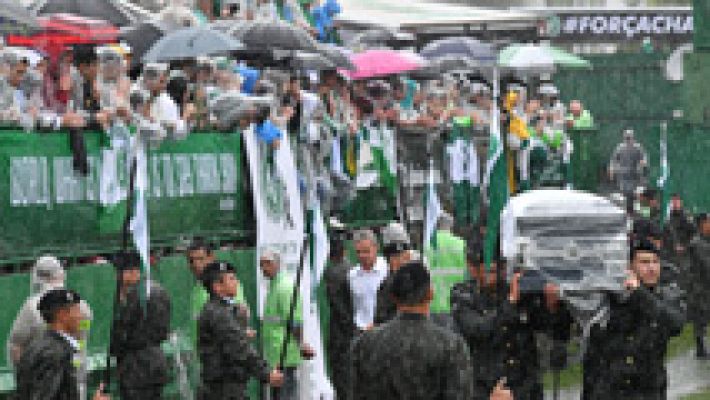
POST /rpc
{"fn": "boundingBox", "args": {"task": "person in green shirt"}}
[566,100,594,130]
[425,213,467,330]
[187,239,249,347]
[259,249,315,400]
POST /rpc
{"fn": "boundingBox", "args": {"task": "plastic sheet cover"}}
[501,189,628,296]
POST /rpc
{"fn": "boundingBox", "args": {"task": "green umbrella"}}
[498,44,591,70]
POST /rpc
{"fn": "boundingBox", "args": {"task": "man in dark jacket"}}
[198,261,283,400]
[582,239,686,399]
[663,194,695,291]
[450,252,572,400]
[349,260,498,400]
[15,289,110,400]
[688,213,710,358]
[646,222,681,287]
[110,253,171,400]
[323,225,355,398]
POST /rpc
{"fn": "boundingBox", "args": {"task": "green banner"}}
[0,130,250,262]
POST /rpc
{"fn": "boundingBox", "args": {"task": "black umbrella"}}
[288,51,335,71]
[350,28,415,49]
[143,27,244,63]
[430,56,478,73]
[420,37,496,66]
[32,0,139,27]
[230,19,320,52]
[119,21,166,68]
[317,43,355,70]
[0,0,40,35]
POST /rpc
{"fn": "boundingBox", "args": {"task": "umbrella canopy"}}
[317,43,354,70]
[340,49,426,80]
[231,19,320,53]
[349,28,415,49]
[429,56,478,73]
[0,0,41,35]
[143,27,244,63]
[288,52,335,71]
[32,0,139,27]
[498,44,591,70]
[420,37,496,66]
[120,20,166,68]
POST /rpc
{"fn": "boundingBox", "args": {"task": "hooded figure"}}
[7,256,66,367]
[7,257,92,379]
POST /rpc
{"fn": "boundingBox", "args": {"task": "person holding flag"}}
[109,252,171,400]
[259,249,316,400]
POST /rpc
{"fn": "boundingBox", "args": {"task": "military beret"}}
[38,289,81,323]
[201,261,235,291]
[113,252,142,271]
[630,238,659,260]
[390,260,431,306]
[383,242,411,259]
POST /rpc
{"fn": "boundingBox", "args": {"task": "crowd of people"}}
[1,10,709,400]
[7,183,710,400]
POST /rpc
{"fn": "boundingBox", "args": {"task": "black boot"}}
[696,336,707,359]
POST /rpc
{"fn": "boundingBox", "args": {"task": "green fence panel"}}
[668,122,710,213]
[555,53,681,193]
[65,264,117,355]
[0,273,30,367]
[0,130,251,263]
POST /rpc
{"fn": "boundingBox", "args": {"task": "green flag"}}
[356,125,397,196]
[483,69,509,271]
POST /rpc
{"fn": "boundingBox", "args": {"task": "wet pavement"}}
[544,350,710,400]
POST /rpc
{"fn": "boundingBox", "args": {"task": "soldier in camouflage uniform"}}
[110,253,172,400]
[645,223,682,287]
[450,252,572,400]
[349,260,477,400]
[15,289,110,400]
[374,222,414,325]
[688,214,710,358]
[582,239,686,400]
[663,194,695,291]
[323,222,355,399]
[198,262,284,400]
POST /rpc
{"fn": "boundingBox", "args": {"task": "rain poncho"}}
[6,257,92,367]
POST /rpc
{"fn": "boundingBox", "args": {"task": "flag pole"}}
[658,121,669,228]
[103,155,137,394]
[276,215,311,383]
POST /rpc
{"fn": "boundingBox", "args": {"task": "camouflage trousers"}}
[119,383,163,400]
[197,381,248,400]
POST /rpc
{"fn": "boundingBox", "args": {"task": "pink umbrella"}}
[340,49,427,80]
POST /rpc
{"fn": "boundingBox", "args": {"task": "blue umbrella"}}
[143,27,244,63]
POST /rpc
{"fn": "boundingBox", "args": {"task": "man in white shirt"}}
[348,229,388,332]
[143,63,188,140]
